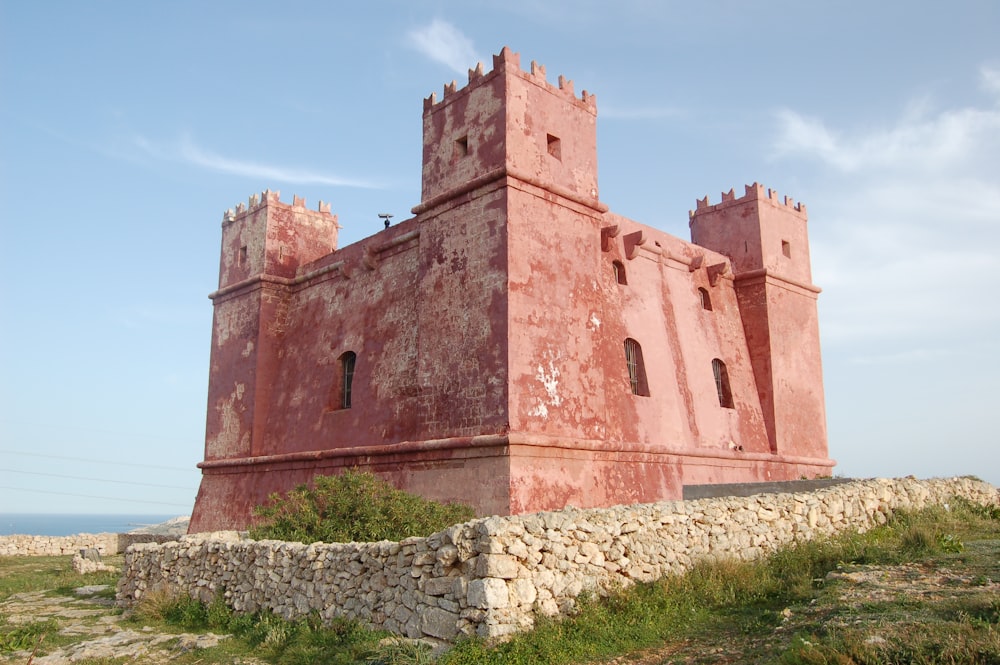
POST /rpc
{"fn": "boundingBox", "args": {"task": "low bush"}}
[248,469,476,544]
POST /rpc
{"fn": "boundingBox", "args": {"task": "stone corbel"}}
[623,230,646,260]
[600,224,620,252]
[707,261,731,286]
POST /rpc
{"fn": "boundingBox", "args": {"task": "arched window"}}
[624,338,649,396]
[612,260,627,285]
[698,287,712,311]
[712,358,734,408]
[340,351,357,409]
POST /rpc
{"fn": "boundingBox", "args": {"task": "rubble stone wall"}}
[117,477,998,641]
[0,533,119,557]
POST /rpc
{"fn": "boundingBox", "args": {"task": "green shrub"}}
[249,470,476,544]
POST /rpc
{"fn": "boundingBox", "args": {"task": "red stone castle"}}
[189,47,834,532]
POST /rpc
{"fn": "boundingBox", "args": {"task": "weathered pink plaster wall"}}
[189,47,833,533]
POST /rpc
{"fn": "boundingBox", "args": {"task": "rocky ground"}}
[0,582,240,664]
[612,539,1000,664]
[5,556,996,664]
[0,517,238,664]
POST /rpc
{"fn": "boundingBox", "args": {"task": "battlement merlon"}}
[688,183,808,222]
[222,189,338,226]
[422,46,597,114]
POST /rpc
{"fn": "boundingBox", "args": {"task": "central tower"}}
[417,47,601,210]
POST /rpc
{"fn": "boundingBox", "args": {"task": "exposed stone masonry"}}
[118,477,998,641]
[0,532,180,558]
[0,533,119,557]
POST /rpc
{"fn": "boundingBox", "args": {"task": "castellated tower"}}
[190,47,833,533]
[418,47,600,207]
[689,185,828,459]
[205,192,338,461]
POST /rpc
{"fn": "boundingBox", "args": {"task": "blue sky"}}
[1,1,997,515]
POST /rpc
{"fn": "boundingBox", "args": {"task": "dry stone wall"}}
[0,533,175,557]
[0,533,120,557]
[117,477,998,641]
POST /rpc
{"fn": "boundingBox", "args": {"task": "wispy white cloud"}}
[773,105,1000,173]
[980,64,1000,97]
[407,20,480,74]
[132,134,381,188]
[772,66,1000,352]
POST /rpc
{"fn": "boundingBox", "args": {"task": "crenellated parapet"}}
[422,46,596,114]
[689,183,807,220]
[222,189,335,224]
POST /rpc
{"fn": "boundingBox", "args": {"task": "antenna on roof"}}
[378,213,393,229]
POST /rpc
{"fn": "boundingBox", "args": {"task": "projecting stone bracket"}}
[623,230,647,260]
[707,261,731,286]
[600,224,620,252]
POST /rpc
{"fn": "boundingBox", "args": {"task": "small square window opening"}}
[547,134,561,160]
[455,135,469,158]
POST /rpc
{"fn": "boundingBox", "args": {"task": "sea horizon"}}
[0,513,184,537]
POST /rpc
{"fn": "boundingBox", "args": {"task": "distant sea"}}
[0,514,180,536]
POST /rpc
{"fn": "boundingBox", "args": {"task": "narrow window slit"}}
[712,358,734,408]
[624,338,649,396]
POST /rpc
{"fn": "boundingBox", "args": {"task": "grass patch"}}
[0,555,121,600]
[127,590,388,664]
[440,496,1000,665]
[3,495,998,664]
[0,615,59,651]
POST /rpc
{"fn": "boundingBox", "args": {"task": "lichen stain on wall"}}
[213,382,248,458]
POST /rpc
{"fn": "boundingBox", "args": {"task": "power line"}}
[0,486,192,508]
[0,449,193,472]
[0,468,196,491]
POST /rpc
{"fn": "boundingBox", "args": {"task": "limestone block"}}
[468,578,509,608]
[506,539,529,560]
[436,544,459,566]
[423,576,455,597]
[438,597,460,613]
[475,554,519,579]
[412,551,436,566]
[511,578,537,606]
[420,606,460,640]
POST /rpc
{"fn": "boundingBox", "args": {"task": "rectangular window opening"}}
[781,240,791,258]
[547,133,562,160]
[455,135,469,158]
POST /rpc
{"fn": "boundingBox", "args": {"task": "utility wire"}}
[0,486,192,509]
[0,449,192,472]
[0,468,195,491]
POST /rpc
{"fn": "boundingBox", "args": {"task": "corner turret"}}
[688,183,827,459]
[218,190,339,290]
[688,183,811,285]
[204,191,339,464]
